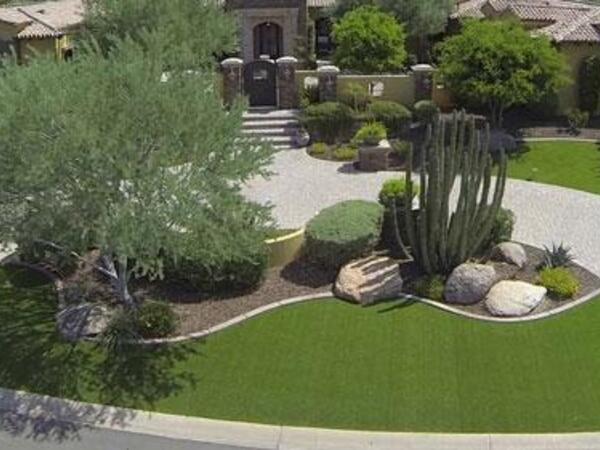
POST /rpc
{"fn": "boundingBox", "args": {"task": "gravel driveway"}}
[243,148,600,276]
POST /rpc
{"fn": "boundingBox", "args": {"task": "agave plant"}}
[540,243,575,269]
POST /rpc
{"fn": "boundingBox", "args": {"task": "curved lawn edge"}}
[132,287,600,345]
[5,386,600,449]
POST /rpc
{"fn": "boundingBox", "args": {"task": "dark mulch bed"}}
[134,259,334,335]
[413,244,600,318]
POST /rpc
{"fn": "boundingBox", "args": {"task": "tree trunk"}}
[101,254,136,310]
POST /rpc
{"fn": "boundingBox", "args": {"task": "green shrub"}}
[378,178,413,206]
[300,83,320,109]
[309,142,329,156]
[304,200,383,269]
[368,101,412,137]
[302,102,355,144]
[485,208,515,249]
[339,82,371,112]
[378,179,418,254]
[413,100,440,124]
[136,300,178,339]
[333,6,408,73]
[167,245,268,294]
[353,122,387,146]
[411,275,445,302]
[333,146,358,161]
[539,267,580,300]
[566,108,589,132]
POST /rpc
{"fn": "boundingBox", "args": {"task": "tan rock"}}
[334,255,403,306]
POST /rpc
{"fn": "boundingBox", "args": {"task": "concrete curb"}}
[3,387,600,449]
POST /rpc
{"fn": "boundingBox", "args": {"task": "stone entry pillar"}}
[221,57,244,107]
[276,56,298,109]
[412,64,435,102]
[317,65,340,102]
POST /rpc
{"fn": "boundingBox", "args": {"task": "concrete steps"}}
[242,108,301,150]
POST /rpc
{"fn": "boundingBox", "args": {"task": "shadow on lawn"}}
[0,265,198,443]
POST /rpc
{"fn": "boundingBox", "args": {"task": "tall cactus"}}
[402,111,507,274]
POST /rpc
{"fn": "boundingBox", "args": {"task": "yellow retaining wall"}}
[337,74,415,106]
[265,228,305,268]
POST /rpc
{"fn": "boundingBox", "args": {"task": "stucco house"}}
[453,0,600,113]
[0,0,83,63]
[224,0,335,63]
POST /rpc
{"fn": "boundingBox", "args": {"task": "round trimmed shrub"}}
[304,200,383,269]
[136,300,177,339]
[413,100,440,124]
[353,121,387,146]
[301,102,354,144]
[368,101,412,137]
[539,267,580,300]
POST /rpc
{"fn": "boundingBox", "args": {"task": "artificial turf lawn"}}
[4,264,600,433]
[506,141,600,194]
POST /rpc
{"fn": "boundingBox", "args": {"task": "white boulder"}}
[484,280,547,317]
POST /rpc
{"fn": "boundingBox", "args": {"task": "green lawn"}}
[5,265,600,433]
[507,141,600,194]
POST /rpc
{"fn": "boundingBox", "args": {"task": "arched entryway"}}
[253,22,283,60]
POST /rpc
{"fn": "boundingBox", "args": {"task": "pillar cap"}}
[221,57,244,67]
[276,56,298,64]
[317,65,340,74]
[411,64,435,72]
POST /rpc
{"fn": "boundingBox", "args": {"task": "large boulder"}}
[491,242,527,269]
[484,280,547,317]
[57,303,115,342]
[335,255,403,306]
[444,263,497,305]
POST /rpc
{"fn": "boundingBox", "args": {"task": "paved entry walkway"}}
[243,148,600,276]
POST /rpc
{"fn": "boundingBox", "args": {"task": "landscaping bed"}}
[428,243,600,319]
[132,258,332,335]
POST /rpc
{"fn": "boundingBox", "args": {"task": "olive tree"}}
[437,20,569,128]
[0,35,272,310]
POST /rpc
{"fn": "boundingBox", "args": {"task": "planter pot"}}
[265,228,305,268]
[358,139,392,172]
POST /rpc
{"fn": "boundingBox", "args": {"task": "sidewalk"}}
[2,388,600,450]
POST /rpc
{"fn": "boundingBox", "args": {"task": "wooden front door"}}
[253,22,283,60]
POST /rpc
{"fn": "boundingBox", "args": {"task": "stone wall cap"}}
[221,57,244,67]
[411,64,435,72]
[276,56,298,64]
[317,65,340,73]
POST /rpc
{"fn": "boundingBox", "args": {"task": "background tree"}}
[437,20,569,128]
[83,0,237,69]
[0,32,272,309]
[333,6,407,73]
[331,0,453,61]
